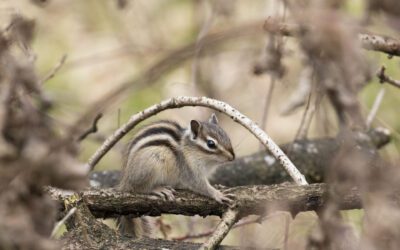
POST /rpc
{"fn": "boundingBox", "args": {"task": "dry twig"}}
[200,209,240,250]
[78,113,103,142]
[377,65,400,89]
[173,212,282,241]
[263,18,400,57]
[366,87,386,129]
[41,54,67,84]
[51,207,77,238]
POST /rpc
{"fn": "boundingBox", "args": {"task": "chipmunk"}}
[117,113,235,237]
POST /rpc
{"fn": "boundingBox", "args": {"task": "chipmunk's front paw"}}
[213,190,235,206]
[151,186,176,201]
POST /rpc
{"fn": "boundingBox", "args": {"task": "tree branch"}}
[87,96,308,185]
[200,209,240,250]
[263,18,400,57]
[49,183,361,219]
[88,127,391,188]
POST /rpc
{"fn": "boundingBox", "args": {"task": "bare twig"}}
[41,54,67,84]
[281,66,312,115]
[51,207,77,238]
[263,18,400,57]
[283,213,291,250]
[376,66,400,89]
[155,217,171,240]
[191,0,214,86]
[173,212,283,241]
[366,87,386,129]
[259,76,275,139]
[295,89,313,141]
[173,217,255,241]
[286,89,313,156]
[78,113,103,142]
[87,96,308,185]
[200,209,240,250]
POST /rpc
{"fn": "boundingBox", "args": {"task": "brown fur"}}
[117,115,234,238]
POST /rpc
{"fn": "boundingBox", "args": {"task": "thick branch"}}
[88,127,391,188]
[50,183,361,219]
[87,96,308,185]
[263,18,400,57]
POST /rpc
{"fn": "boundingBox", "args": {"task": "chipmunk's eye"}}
[207,139,216,149]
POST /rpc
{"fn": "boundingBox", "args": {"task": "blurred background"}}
[1,0,399,248]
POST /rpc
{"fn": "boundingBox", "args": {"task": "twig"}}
[259,76,275,142]
[156,217,170,239]
[294,88,313,141]
[376,66,400,89]
[173,217,256,241]
[51,207,77,238]
[41,54,67,84]
[78,113,103,142]
[87,96,308,185]
[281,66,312,115]
[191,0,214,86]
[283,213,291,250]
[286,89,313,157]
[366,87,385,129]
[263,18,400,57]
[173,212,283,241]
[200,209,240,250]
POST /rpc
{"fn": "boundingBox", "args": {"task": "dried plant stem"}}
[283,213,291,250]
[191,0,214,86]
[366,87,385,129]
[377,66,400,89]
[173,212,283,241]
[87,96,308,185]
[286,89,313,157]
[200,209,240,250]
[51,207,77,238]
[41,54,67,84]
[260,76,275,135]
[78,113,103,142]
[295,90,313,141]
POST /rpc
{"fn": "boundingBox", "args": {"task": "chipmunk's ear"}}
[190,120,201,139]
[209,113,218,125]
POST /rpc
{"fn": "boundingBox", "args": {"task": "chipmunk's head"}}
[185,113,235,164]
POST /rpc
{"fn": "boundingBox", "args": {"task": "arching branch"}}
[87,96,308,185]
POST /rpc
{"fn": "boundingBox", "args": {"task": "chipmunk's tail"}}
[117,216,151,238]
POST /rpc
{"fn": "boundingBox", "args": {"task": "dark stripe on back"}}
[158,120,183,131]
[137,139,181,166]
[128,125,181,152]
